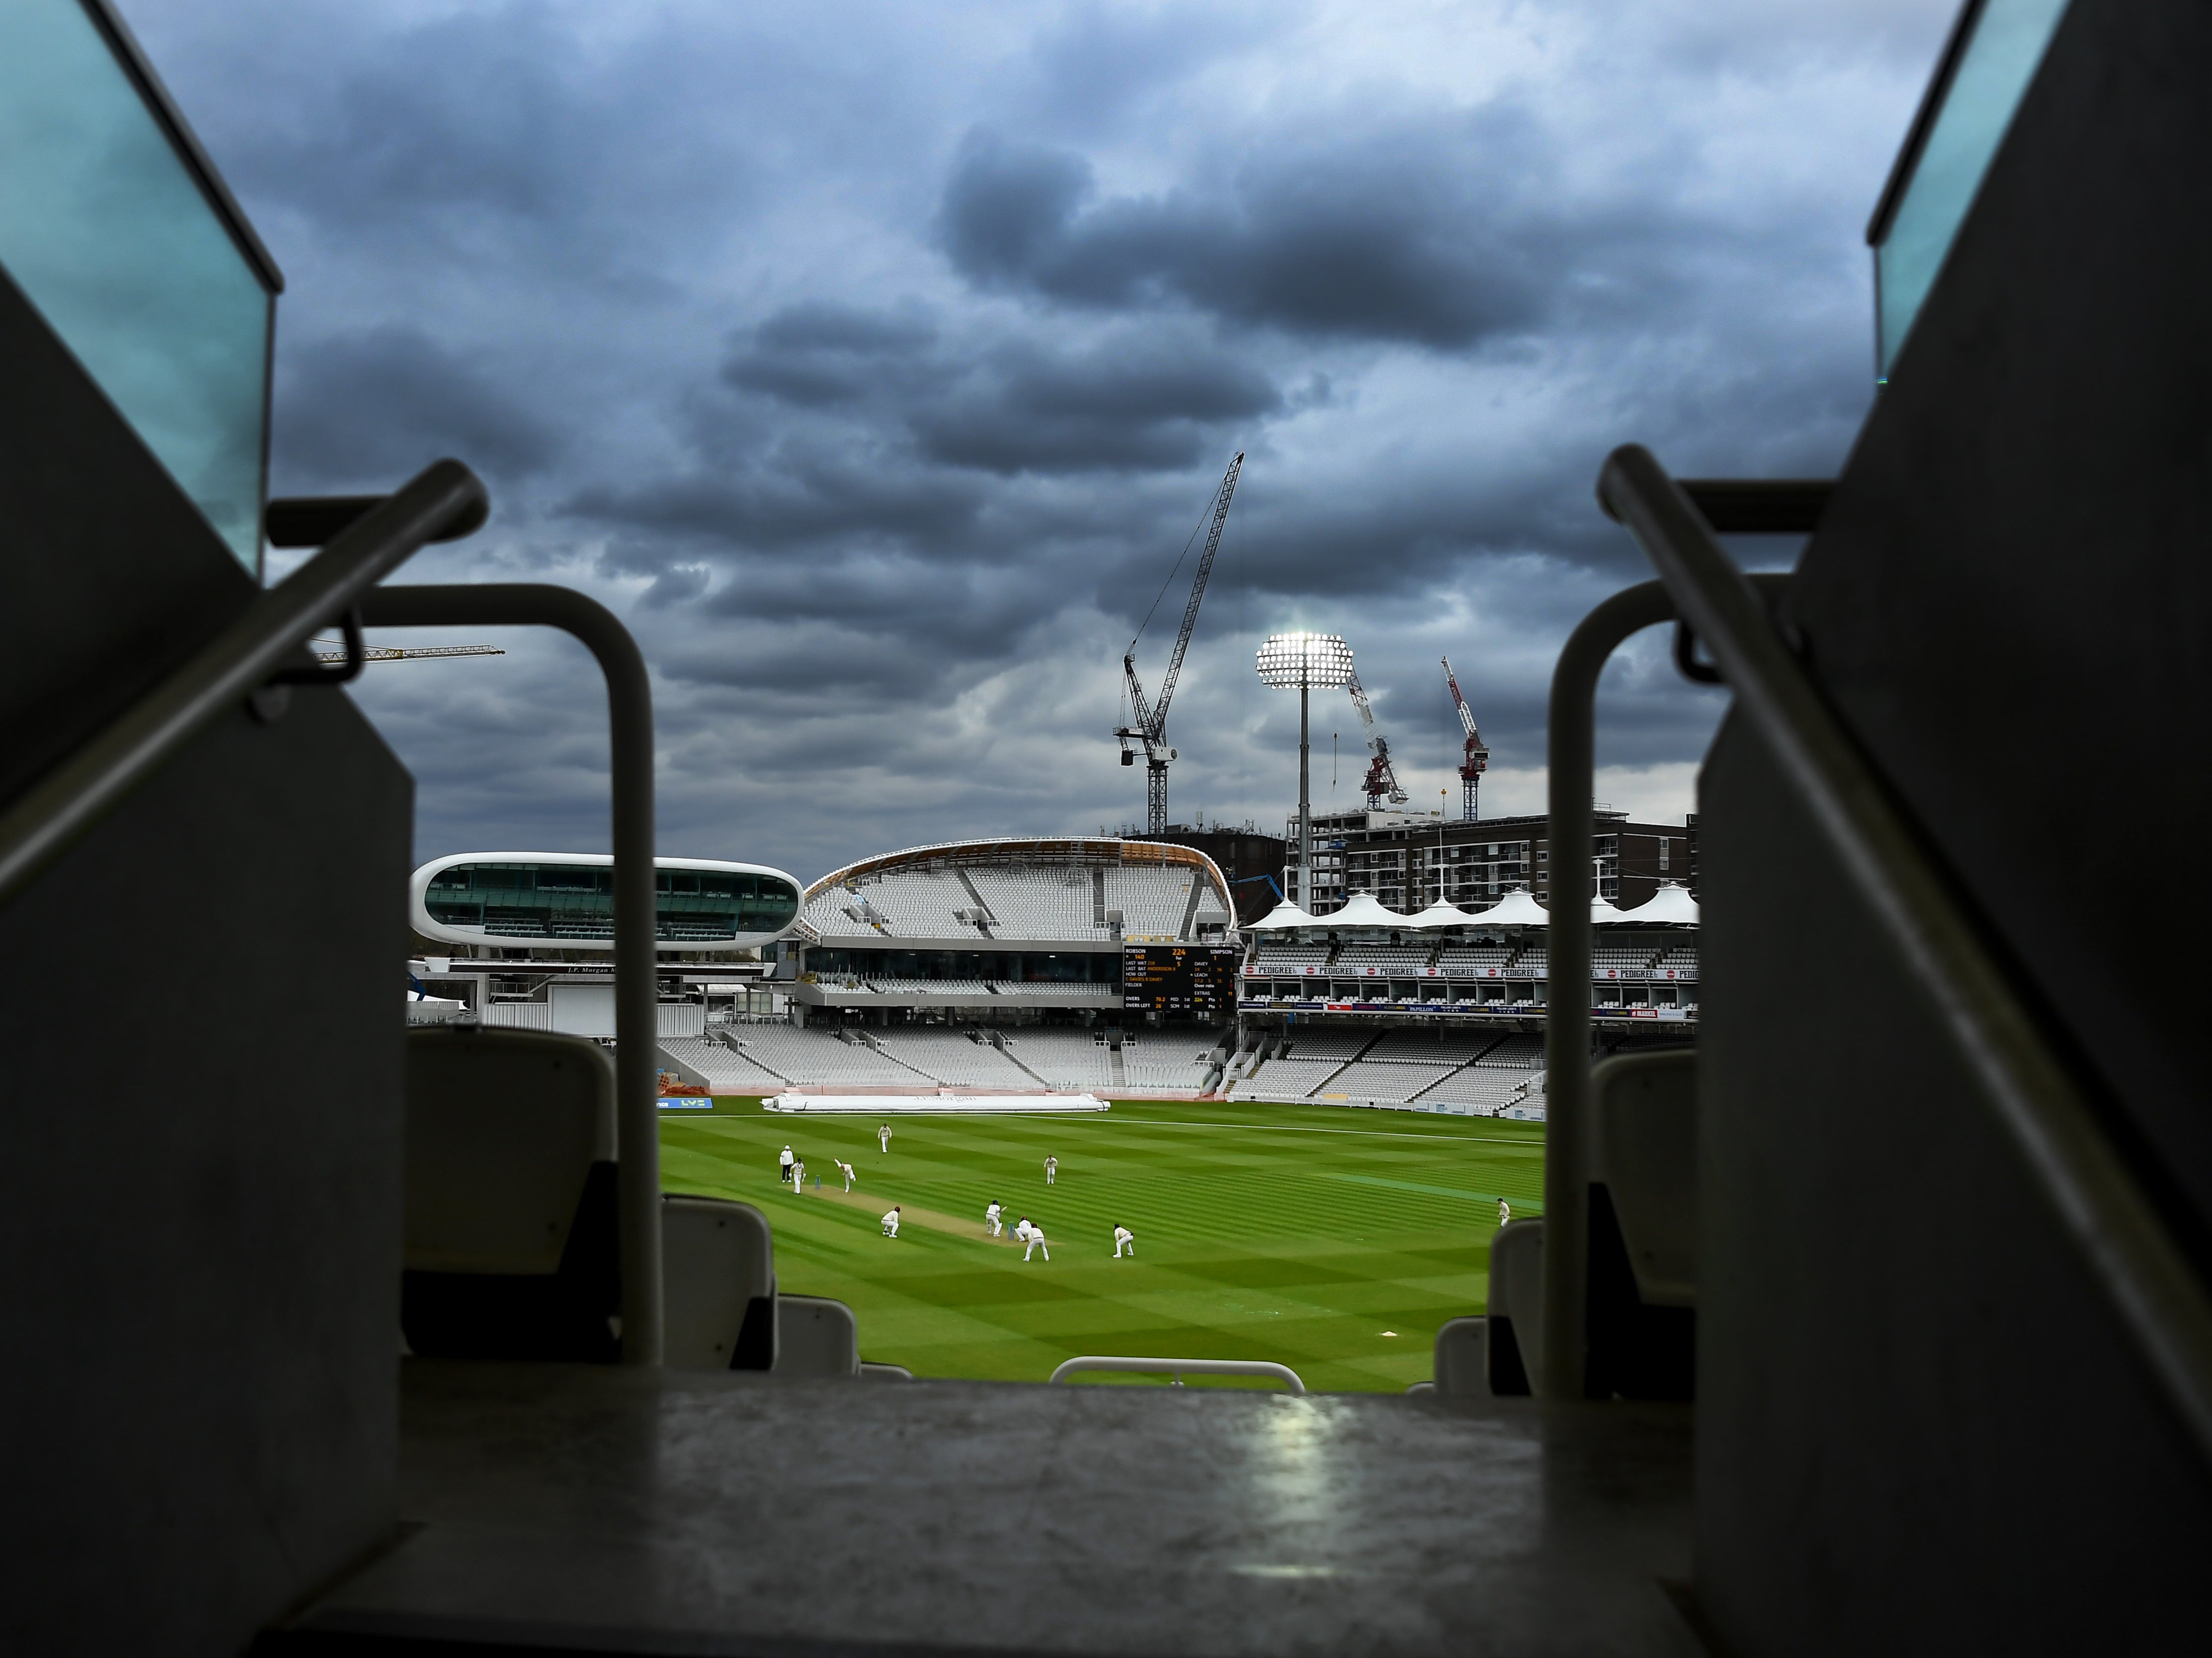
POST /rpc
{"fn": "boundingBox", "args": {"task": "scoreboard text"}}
[1121,945,1241,1015]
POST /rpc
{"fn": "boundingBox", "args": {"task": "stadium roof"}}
[1245,899,1318,931]
[1470,889,1551,926]
[1589,891,1634,925]
[1323,893,1408,929]
[798,835,1235,947]
[1404,900,1477,929]
[1619,881,1701,925]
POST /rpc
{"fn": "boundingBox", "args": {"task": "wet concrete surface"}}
[279,1362,1699,1656]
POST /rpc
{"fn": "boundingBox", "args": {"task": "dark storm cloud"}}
[935,115,1652,349]
[272,324,562,490]
[910,336,1280,473]
[567,435,993,558]
[720,301,1282,474]
[121,0,1953,879]
[723,303,941,408]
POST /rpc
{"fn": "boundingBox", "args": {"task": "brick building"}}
[1287,808,1694,915]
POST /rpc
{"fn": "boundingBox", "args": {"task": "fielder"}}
[878,1123,892,1154]
[1498,1197,1511,1228]
[1019,1218,1049,1262]
[1112,1224,1135,1259]
[984,1200,1004,1237]
[791,1158,805,1191]
[881,1205,901,1238]
[838,1159,856,1192]
[1043,1155,1058,1185]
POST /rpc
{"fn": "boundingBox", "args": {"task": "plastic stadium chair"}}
[1585,1048,1698,1398]
[401,1026,622,1363]
[662,1195,777,1371]
[1591,1050,1698,1306]
[775,1294,861,1378]
[1485,1219,1545,1395]
[1431,1317,1490,1397]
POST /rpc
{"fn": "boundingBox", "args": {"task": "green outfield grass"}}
[658,1098,1544,1393]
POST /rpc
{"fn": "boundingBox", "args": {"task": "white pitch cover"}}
[764,1093,1110,1114]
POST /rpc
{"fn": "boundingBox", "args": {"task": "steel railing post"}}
[359,584,663,1367]
[1541,581,1675,1398]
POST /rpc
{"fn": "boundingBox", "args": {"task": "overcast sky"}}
[133,0,1952,883]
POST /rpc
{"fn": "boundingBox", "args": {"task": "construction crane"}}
[310,642,505,665]
[1442,655,1490,820]
[1116,452,1243,834]
[1345,666,1409,810]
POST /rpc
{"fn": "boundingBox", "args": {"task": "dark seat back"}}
[401,1027,621,1362]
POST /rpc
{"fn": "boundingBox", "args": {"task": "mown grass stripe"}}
[664,1097,1535,1391]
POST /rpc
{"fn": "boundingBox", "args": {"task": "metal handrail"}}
[1049,1356,1307,1394]
[1541,580,1675,1398]
[0,460,485,912]
[1593,442,2212,1461]
[1540,571,1789,1399]
[358,585,662,1368]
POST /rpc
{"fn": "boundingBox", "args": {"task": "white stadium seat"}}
[1591,1049,1698,1308]
[1485,1218,1546,1395]
[1318,1061,1456,1102]
[659,1034,786,1093]
[662,1196,777,1371]
[776,1293,861,1378]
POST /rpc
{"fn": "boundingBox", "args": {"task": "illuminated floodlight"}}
[1257,631,1354,914]
[1256,631,1354,688]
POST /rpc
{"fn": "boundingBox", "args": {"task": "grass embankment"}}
[659,1098,1543,1392]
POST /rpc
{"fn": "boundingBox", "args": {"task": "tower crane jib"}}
[1345,667,1409,810]
[1442,655,1489,821]
[1114,452,1244,835]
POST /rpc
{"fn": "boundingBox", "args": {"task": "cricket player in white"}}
[1498,1197,1511,1228]
[791,1158,805,1191]
[878,1123,892,1154]
[1020,1219,1049,1262]
[1043,1155,1057,1185]
[1113,1224,1134,1259]
[984,1201,1003,1237]
[839,1160,856,1192]
[881,1206,900,1238]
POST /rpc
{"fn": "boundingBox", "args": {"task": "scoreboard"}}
[1122,945,1241,1016]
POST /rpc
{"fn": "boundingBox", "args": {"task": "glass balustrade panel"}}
[0,0,272,571]
[1875,0,2073,381]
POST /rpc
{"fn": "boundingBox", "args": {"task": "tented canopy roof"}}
[1405,900,1478,929]
[1322,892,1408,929]
[1465,889,1549,927]
[1246,899,1319,931]
[1620,881,1701,925]
[1590,892,1633,924]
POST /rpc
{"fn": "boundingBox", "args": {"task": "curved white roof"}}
[1322,892,1407,929]
[1404,900,1478,929]
[1621,881,1701,925]
[1245,899,1319,931]
[1468,889,1550,926]
[1589,891,1634,924]
[799,836,1234,946]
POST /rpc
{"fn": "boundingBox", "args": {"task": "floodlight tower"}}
[1441,656,1489,820]
[1257,632,1355,911]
